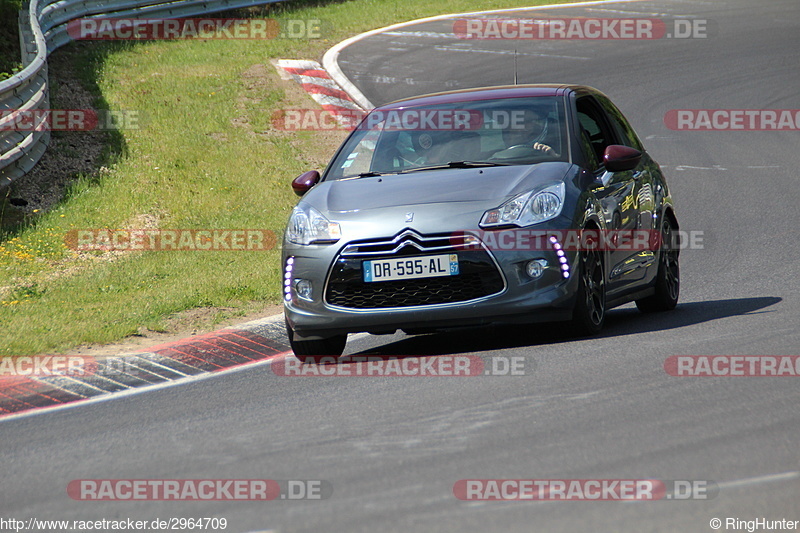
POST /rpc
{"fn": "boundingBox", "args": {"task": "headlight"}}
[480,183,565,228]
[286,204,341,245]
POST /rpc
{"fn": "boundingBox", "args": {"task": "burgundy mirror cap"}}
[292,170,320,196]
[604,145,642,172]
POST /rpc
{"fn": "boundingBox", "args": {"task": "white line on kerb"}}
[0,348,292,423]
[322,0,649,110]
[0,312,372,423]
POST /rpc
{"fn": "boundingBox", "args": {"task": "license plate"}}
[363,254,459,282]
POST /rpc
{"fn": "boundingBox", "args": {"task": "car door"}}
[597,94,656,235]
[575,95,649,298]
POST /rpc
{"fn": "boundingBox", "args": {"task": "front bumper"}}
[283,229,580,339]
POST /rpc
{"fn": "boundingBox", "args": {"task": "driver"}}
[495,107,559,158]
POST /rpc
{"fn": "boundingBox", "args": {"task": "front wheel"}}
[570,242,606,336]
[285,319,347,364]
[636,218,680,313]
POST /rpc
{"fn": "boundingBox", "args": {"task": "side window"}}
[576,97,615,171]
[577,116,600,171]
[328,127,380,179]
[597,95,643,151]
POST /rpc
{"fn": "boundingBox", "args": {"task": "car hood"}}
[307,162,574,213]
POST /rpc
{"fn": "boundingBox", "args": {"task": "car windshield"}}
[324,96,569,180]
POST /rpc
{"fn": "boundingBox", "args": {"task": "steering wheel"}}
[489,142,559,161]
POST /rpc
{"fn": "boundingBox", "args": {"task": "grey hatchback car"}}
[282,85,679,361]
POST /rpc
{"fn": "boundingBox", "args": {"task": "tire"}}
[636,217,680,313]
[570,236,606,336]
[285,319,347,364]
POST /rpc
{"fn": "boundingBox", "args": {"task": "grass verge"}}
[0,0,568,355]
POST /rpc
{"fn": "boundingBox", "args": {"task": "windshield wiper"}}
[347,171,399,179]
[400,161,510,173]
[350,162,508,179]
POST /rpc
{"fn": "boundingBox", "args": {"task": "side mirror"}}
[292,170,320,196]
[603,145,642,172]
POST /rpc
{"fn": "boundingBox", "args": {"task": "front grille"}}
[325,230,505,309]
[340,231,456,256]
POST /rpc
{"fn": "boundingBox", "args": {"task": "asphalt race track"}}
[2,0,799,531]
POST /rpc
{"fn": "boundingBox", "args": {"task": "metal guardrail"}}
[0,0,283,189]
